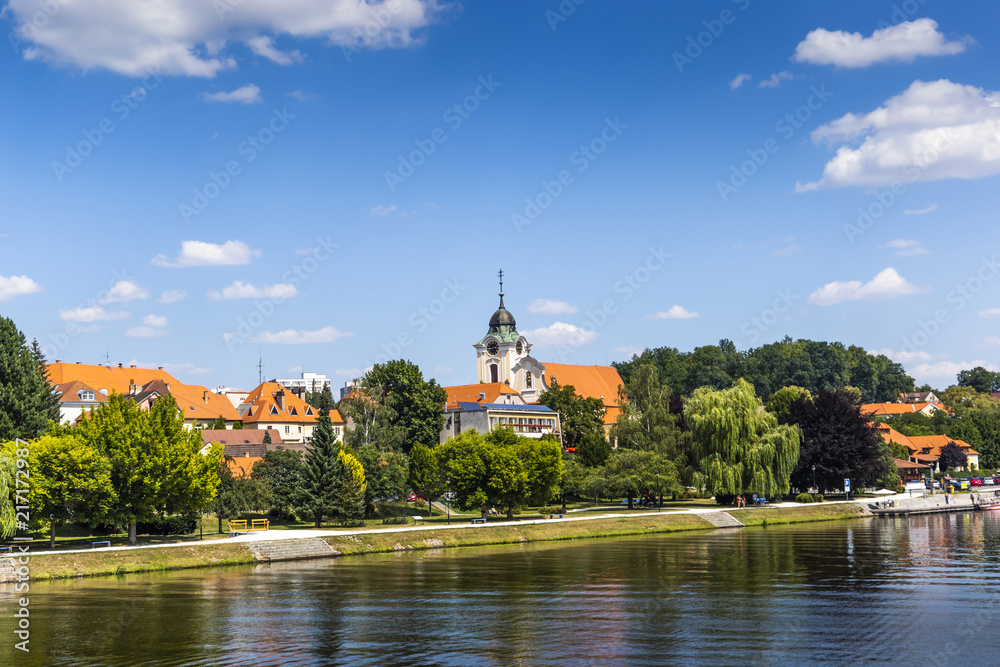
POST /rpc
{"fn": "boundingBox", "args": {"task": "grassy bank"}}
[24,543,257,581]
[729,503,869,526]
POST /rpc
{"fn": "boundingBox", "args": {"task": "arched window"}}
[525,372,532,389]
[491,364,498,383]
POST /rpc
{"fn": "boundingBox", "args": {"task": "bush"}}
[135,516,196,536]
[539,506,561,515]
[715,494,736,506]
[815,494,824,503]
[381,516,409,525]
[340,518,366,528]
[413,499,427,509]
[795,493,814,503]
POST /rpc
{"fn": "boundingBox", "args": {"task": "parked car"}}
[970,478,983,487]
[983,476,995,486]
[407,493,419,502]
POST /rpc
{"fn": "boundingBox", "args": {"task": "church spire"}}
[498,268,505,308]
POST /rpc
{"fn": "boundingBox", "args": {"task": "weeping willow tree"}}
[685,378,800,500]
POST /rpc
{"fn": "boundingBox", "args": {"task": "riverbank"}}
[14,502,870,582]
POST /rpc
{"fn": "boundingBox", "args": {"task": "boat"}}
[976,501,1000,511]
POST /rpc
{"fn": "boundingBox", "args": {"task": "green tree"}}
[148,396,223,518]
[603,449,681,508]
[251,447,305,519]
[30,432,115,548]
[300,406,339,527]
[686,379,800,501]
[0,448,14,538]
[537,381,605,449]
[0,316,60,439]
[765,386,812,416]
[957,366,1000,394]
[408,443,444,512]
[341,382,405,453]
[361,360,447,452]
[332,448,367,522]
[233,421,243,430]
[576,431,612,467]
[206,459,270,533]
[262,429,271,444]
[210,416,227,430]
[611,364,684,457]
[356,445,409,516]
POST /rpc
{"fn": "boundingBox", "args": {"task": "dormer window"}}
[79,390,95,401]
[289,407,298,416]
[305,407,314,416]
[269,405,279,415]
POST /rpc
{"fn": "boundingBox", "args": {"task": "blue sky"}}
[1,0,999,391]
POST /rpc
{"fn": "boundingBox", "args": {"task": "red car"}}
[407,493,419,502]
[970,478,982,487]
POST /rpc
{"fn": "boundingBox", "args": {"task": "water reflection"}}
[4,511,999,666]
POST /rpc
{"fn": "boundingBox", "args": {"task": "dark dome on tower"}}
[489,297,516,328]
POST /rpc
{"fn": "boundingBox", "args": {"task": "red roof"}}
[442,383,522,410]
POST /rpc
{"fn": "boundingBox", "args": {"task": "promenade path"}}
[26,494,897,558]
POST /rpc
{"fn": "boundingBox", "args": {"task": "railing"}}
[228,519,270,533]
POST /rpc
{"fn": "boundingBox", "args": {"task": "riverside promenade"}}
[871,489,1000,516]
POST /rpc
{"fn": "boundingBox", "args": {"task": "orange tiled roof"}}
[861,402,950,416]
[874,423,918,454]
[200,429,283,457]
[894,458,931,470]
[134,379,241,421]
[226,457,261,478]
[329,409,345,424]
[908,434,979,458]
[541,363,625,425]
[54,380,109,404]
[241,382,318,423]
[443,383,522,410]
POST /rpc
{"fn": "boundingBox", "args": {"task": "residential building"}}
[271,372,332,398]
[440,401,560,443]
[861,402,949,417]
[900,391,940,404]
[908,435,979,471]
[874,423,932,481]
[52,380,108,423]
[200,428,289,477]
[237,382,319,444]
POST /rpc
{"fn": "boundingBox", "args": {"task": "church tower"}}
[474,270,545,402]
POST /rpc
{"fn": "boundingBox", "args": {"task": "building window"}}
[285,425,290,434]
[298,426,302,433]
[334,427,341,436]
[491,364,498,383]
[79,390,95,401]
[525,372,532,389]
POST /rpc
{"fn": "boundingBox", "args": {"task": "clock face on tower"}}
[487,340,499,356]
[516,340,523,354]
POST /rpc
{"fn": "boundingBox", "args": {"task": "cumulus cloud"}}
[646,305,699,320]
[911,360,997,380]
[980,308,1000,319]
[152,240,260,267]
[880,239,929,257]
[527,299,578,315]
[287,89,319,102]
[159,289,188,303]
[610,345,644,359]
[59,306,129,322]
[808,267,926,306]
[142,315,168,328]
[101,280,149,303]
[125,326,168,338]
[0,275,42,301]
[370,204,398,216]
[758,71,794,89]
[5,0,443,77]
[797,79,1000,191]
[201,84,262,104]
[876,348,933,364]
[793,19,970,68]
[523,322,598,347]
[729,73,752,90]
[207,281,299,300]
[248,326,353,344]
[904,203,938,215]
[247,36,303,65]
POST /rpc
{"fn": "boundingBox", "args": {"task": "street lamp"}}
[656,470,661,512]
[812,465,817,493]
[446,476,451,525]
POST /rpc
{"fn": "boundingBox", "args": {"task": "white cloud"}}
[808,267,926,306]
[0,275,42,301]
[729,73,751,90]
[287,89,319,102]
[152,240,260,267]
[5,0,442,77]
[911,360,997,380]
[877,347,933,364]
[125,326,168,338]
[142,315,168,328]
[757,71,794,89]
[59,306,129,322]
[247,36,303,65]
[797,79,1000,191]
[880,239,929,257]
[610,345,644,359]
[523,322,598,347]
[646,305,699,320]
[249,326,353,344]
[370,204,398,216]
[101,280,149,303]
[527,299,578,315]
[335,367,367,379]
[904,203,938,215]
[771,244,803,257]
[159,289,188,303]
[979,308,1000,319]
[201,84,262,104]
[207,281,299,301]
[793,19,969,68]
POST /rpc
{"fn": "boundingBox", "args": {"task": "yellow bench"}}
[228,519,247,535]
[249,519,270,532]
[228,519,269,535]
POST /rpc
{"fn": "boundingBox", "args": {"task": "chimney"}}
[118,363,123,368]
[76,361,82,364]
[129,364,136,368]
[165,383,171,391]
[56,359,62,363]
[158,366,164,370]
[203,391,209,403]
[276,389,286,411]
[478,392,486,401]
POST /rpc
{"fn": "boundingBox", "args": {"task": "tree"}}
[938,442,968,471]
[233,421,243,430]
[361,360,447,452]
[408,444,444,512]
[300,405,339,527]
[0,448,14,538]
[211,416,227,430]
[251,447,305,519]
[206,459,270,533]
[262,429,271,444]
[149,396,223,518]
[332,448,366,522]
[781,390,895,494]
[603,449,681,508]
[611,364,683,457]
[576,431,611,467]
[537,381,605,449]
[685,379,800,501]
[957,366,1000,394]
[766,386,812,416]
[341,381,405,453]
[30,433,115,548]
[0,316,60,440]
[356,445,408,516]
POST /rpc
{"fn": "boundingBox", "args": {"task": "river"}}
[4,511,1000,666]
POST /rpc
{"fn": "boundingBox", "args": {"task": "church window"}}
[491,364,498,383]
[525,372,532,389]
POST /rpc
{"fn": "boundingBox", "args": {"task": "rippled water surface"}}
[5,511,1000,666]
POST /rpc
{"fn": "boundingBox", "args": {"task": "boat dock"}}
[871,492,1000,516]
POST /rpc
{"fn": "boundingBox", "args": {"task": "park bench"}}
[549,514,564,519]
[472,518,486,524]
[0,546,12,553]
[228,519,248,536]
[757,497,769,506]
[91,541,111,548]
[248,519,270,532]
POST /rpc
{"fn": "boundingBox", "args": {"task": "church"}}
[439,272,626,444]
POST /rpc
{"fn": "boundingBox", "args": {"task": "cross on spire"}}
[498,269,504,297]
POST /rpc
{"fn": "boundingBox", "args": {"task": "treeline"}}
[613,337,914,403]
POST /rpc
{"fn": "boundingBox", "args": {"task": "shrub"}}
[795,493,814,503]
[135,516,196,536]
[715,494,736,506]
[381,516,409,525]
[815,494,824,503]
[413,499,427,509]
[340,518,366,528]
[539,506,561,515]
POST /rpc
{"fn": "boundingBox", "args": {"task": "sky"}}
[1,0,999,392]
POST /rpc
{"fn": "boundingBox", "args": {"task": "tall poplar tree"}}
[686,379,800,502]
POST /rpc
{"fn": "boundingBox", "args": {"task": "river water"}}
[4,511,1000,666]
